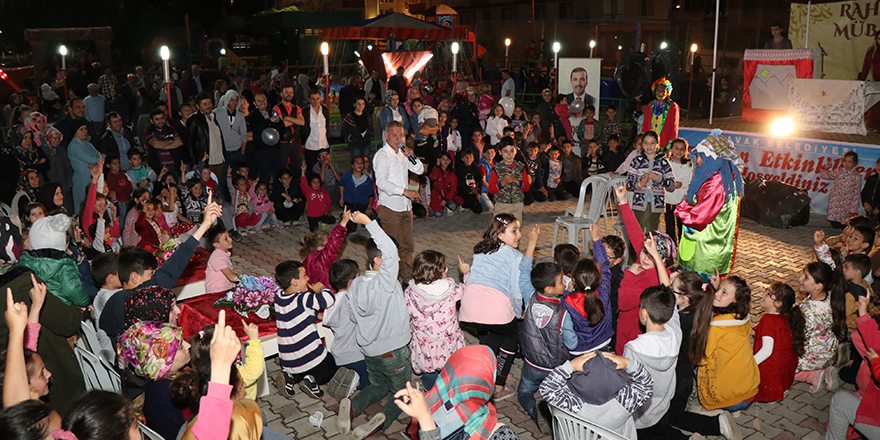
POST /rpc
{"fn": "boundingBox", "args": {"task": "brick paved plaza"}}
[228,198,852,440]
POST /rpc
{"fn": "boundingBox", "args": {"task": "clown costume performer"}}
[675,130,744,278]
[641,78,680,151]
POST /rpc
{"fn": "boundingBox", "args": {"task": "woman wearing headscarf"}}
[24,111,49,150]
[11,169,42,227]
[5,105,33,148]
[404,87,422,116]
[117,320,192,439]
[37,182,66,215]
[398,345,519,440]
[7,127,49,175]
[39,83,59,117]
[379,90,411,134]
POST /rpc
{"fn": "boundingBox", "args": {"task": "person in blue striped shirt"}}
[274,260,358,399]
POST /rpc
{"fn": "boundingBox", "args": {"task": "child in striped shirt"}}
[274,260,358,399]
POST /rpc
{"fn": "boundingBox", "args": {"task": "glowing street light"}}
[451,42,459,94]
[320,42,330,108]
[160,46,171,118]
[220,48,226,55]
[691,43,698,53]
[367,44,373,50]
[688,44,698,115]
[552,42,560,94]
[660,41,668,49]
[59,45,68,100]
[504,38,511,69]
[589,40,596,58]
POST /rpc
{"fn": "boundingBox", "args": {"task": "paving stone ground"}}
[228,197,855,440]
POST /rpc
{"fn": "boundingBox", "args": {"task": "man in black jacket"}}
[98,111,139,170]
[186,92,225,180]
[248,92,287,183]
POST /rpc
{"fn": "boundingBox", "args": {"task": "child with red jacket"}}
[300,208,351,290]
[429,152,458,217]
[301,162,336,232]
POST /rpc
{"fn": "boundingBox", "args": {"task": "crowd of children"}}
[3,79,880,440]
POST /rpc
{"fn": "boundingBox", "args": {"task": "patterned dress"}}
[820,167,861,223]
[404,278,466,374]
[796,297,838,372]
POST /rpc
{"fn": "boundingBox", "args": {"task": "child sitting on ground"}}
[180,177,208,223]
[404,250,470,391]
[337,211,413,440]
[271,168,305,227]
[300,162,335,232]
[428,152,458,217]
[205,224,238,295]
[186,320,265,401]
[301,208,351,290]
[795,261,848,393]
[523,142,547,204]
[339,156,375,232]
[753,281,802,402]
[546,146,567,201]
[540,350,654,440]
[229,172,260,235]
[273,260,358,399]
[478,147,496,212]
[518,261,576,434]
[251,181,281,232]
[692,274,760,410]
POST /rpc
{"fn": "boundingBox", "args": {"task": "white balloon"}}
[499,97,515,117]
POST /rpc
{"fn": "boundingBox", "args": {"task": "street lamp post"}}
[160,46,171,118]
[320,42,330,110]
[552,42,560,95]
[59,45,68,102]
[589,40,596,58]
[451,42,459,95]
[688,43,697,117]
[504,38,511,70]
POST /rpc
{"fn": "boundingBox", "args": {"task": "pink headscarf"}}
[404,86,421,116]
[24,111,47,147]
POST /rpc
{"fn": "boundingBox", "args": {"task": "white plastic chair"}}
[79,320,115,365]
[138,422,164,440]
[74,346,121,393]
[550,404,629,440]
[552,175,627,254]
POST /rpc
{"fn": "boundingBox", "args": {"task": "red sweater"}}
[854,314,880,428]
[303,223,347,290]
[615,201,669,355]
[301,176,332,218]
[429,167,458,212]
[107,171,133,202]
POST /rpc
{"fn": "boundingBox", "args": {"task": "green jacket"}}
[0,265,85,416]
[18,249,90,307]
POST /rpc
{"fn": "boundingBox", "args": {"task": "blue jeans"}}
[341,360,371,390]
[349,144,372,159]
[480,192,494,212]
[721,399,754,412]
[432,200,458,217]
[517,364,549,417]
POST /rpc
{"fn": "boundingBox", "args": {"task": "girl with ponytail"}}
[794,261,848,393]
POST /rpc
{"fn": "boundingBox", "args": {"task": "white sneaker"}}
[351,413,385,440]
[444,207,454,216]
[719,411,743,440]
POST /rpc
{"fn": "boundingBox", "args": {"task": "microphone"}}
[400,141,418,165]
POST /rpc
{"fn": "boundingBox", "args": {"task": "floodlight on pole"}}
[160,46,171,118]
[59,45,68,100]
[660,41,668,49]
[589,40,596,58]
[504,38,511,69]
[451,42,459,95]
[320,42,330,108]
[552,42,560,95]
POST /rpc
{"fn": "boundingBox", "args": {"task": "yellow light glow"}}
[160,46,170,61]
[59,45,67,56]
[589,40,596,49]
[505,38,511,47]
[770,117,795,136]
[691,43,698,53]
[552,42,560,53]
[451,42,459,54]
[320,42,329,56]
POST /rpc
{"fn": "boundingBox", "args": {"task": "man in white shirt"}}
[500,70,515,99]
[301,89,330,171]
[373,120,424,282]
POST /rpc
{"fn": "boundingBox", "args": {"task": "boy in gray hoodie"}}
[337,211,412,440]
[623,284,682,439]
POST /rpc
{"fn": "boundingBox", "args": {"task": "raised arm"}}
[4,289,33,407]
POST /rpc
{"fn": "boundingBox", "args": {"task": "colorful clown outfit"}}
[641,78,680,151]
[675,129,744,277]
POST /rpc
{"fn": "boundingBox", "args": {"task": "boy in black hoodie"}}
[454,149,483,214]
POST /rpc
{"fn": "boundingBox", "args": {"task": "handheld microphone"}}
[400,141,418,165]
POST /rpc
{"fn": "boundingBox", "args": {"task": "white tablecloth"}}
[789,79,880,135]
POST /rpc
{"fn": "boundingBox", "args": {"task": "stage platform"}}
[681,116,880,146]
